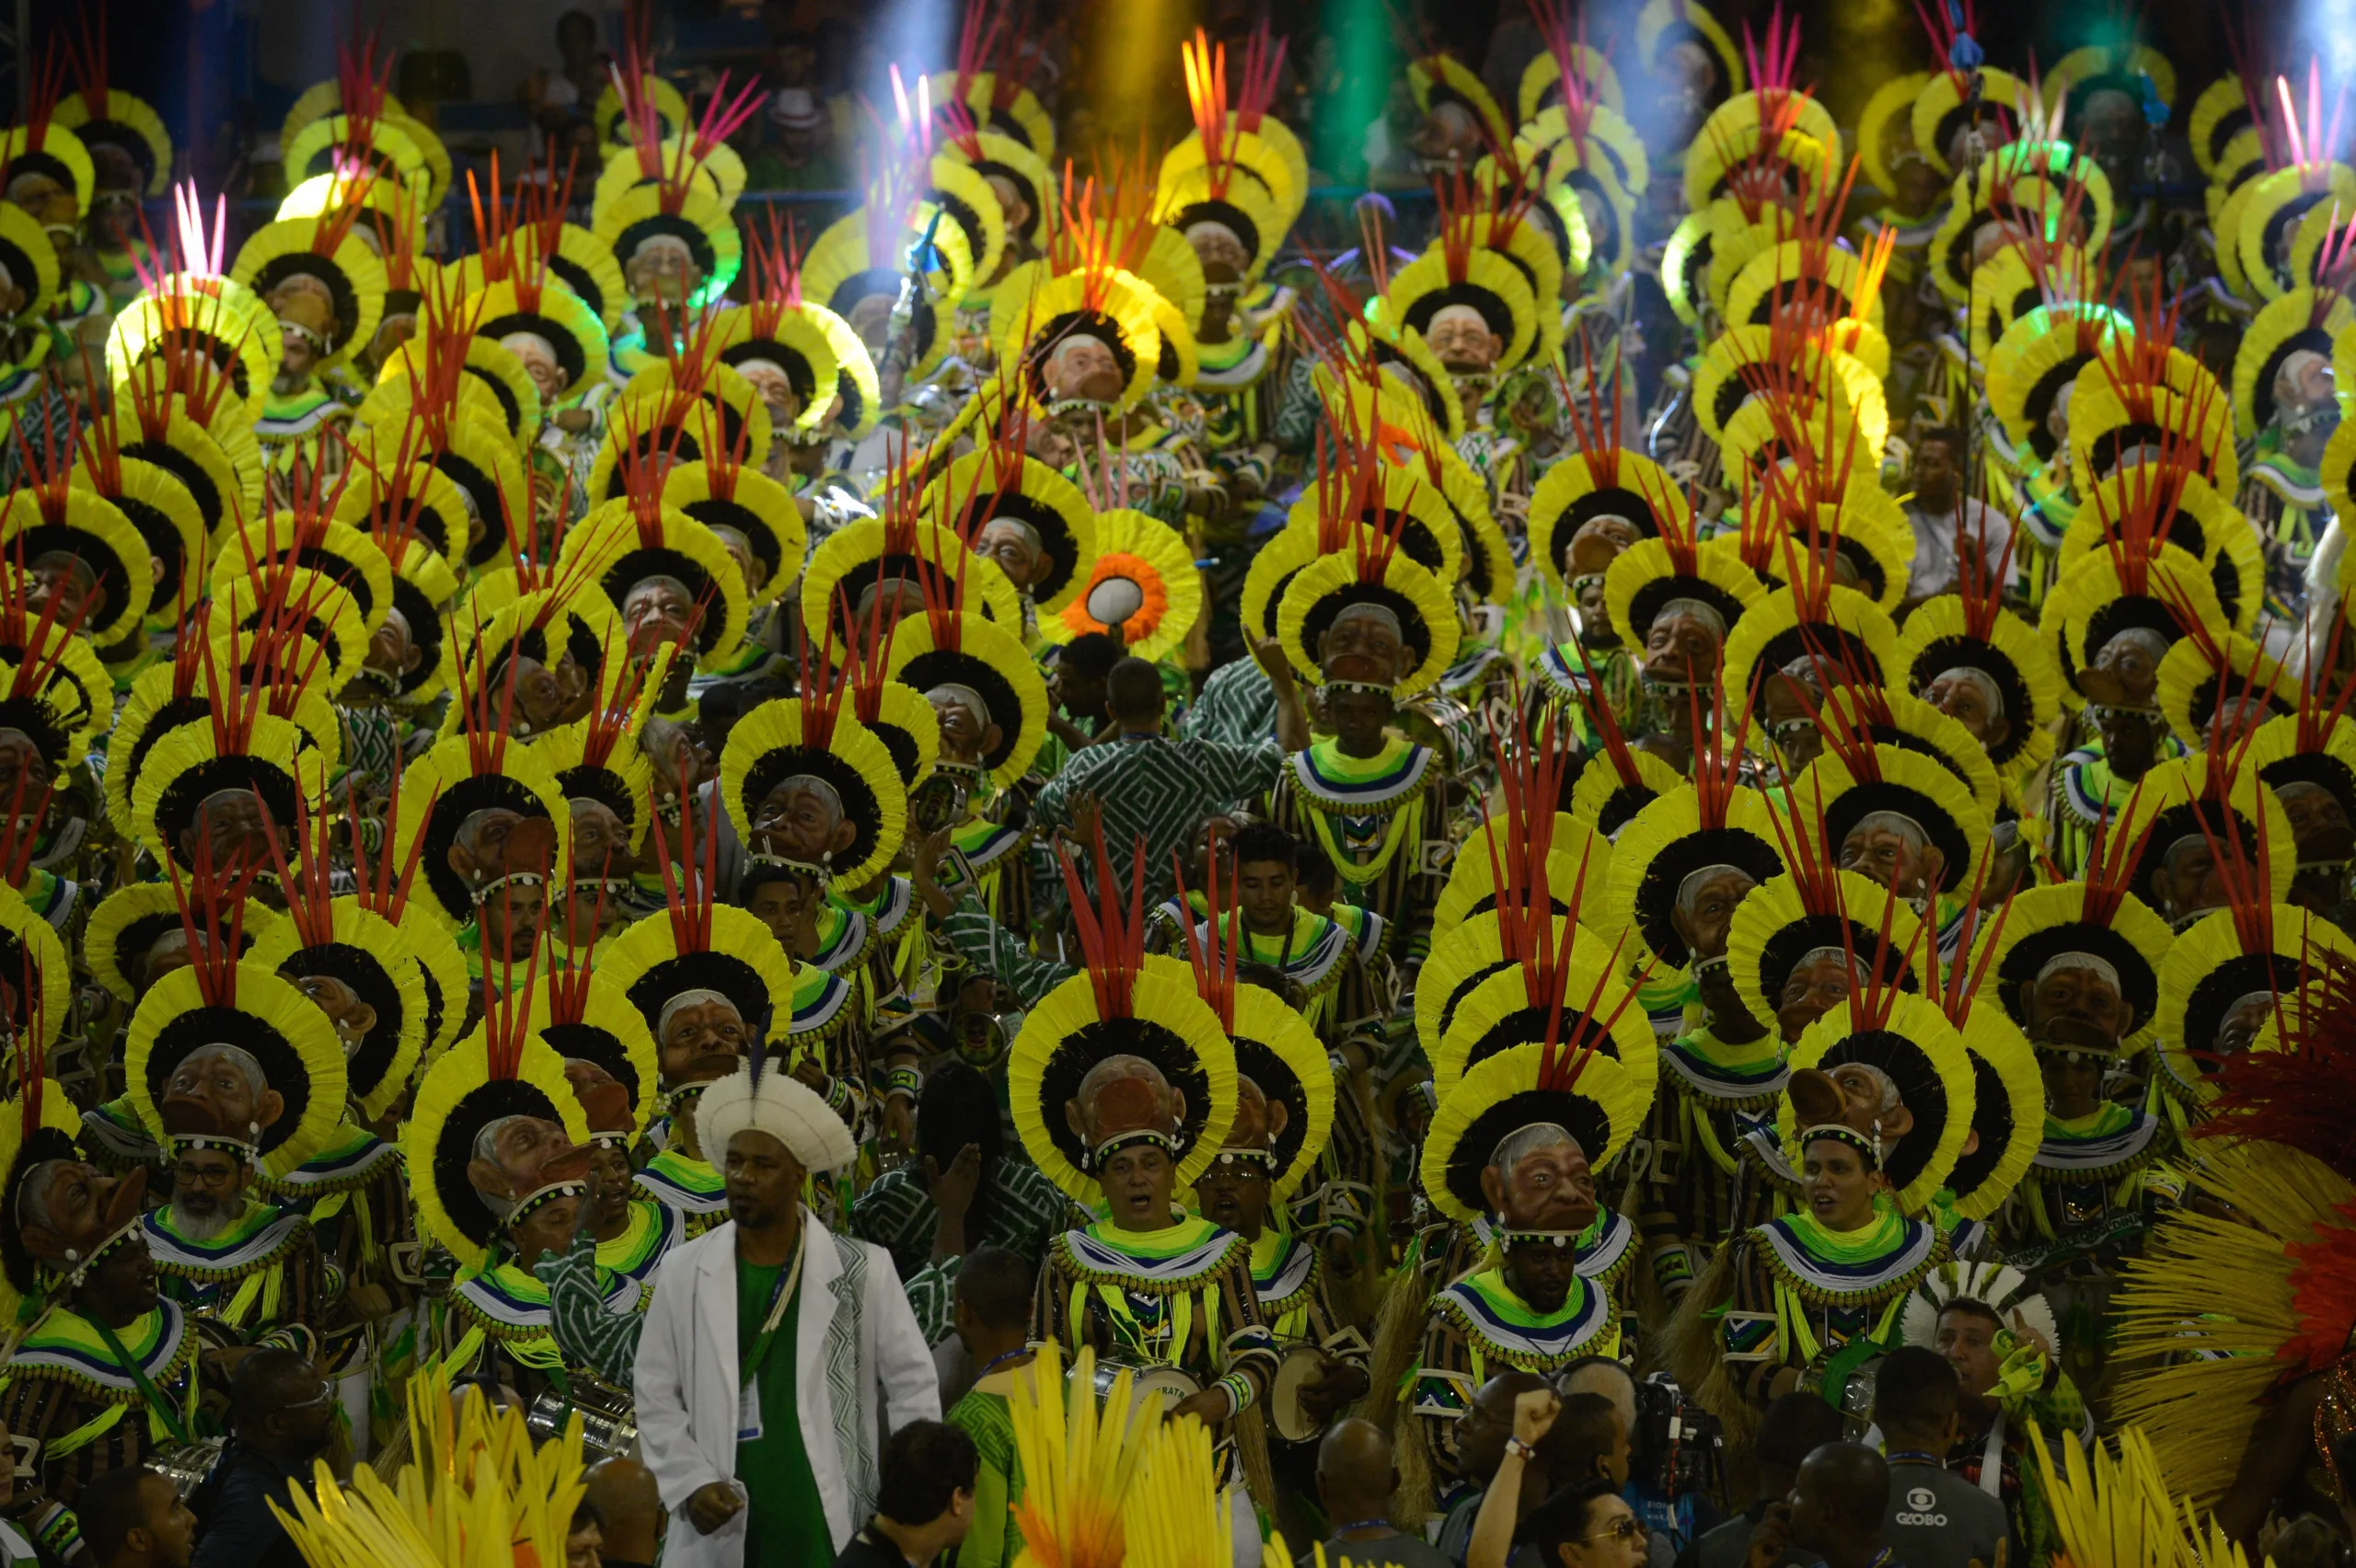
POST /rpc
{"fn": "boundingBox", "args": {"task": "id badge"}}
[736,1380,763,1443]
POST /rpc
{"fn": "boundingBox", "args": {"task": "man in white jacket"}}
[635,1056,941,1568]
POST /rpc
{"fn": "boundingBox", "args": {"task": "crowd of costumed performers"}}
[4,0,2356,1564]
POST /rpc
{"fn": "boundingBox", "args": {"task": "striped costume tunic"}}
[1632,1029,1791,1303]
[448,1249,639,1396]
[1702,1202,1947,1413]
[634,1145,729,1237]
[1033,734,1290,909]
[256,1118,412,1297]
[851,1157,1080,1279]
[1034,1216,1280,1418]
[0,1302,199,1562]
[142,1203,326,1353]
[1413,1265,1619,1485]
[1266,737,1450,966]
[2004,1104,2173,1280]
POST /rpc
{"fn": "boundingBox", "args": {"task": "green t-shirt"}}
[947,1382,1024,1568]
[736,1255,832,1568]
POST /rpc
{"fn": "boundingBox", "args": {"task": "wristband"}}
[1504,1437,1538,1463]
[885,1066,924,1100]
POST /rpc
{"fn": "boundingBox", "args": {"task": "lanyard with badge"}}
[736,1229,807,1445]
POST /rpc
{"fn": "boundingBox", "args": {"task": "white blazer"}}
[634,1212,941,1566]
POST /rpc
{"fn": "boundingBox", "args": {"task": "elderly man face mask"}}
[1477,1125,1598,1313]
[1065,1055,1188,1233]
[466,1113,591,1217]
[624,234,699,309]
[1761,665,1825,773]
[1671,864,1754,968]
[2279,781,2355,906]
[501,331,570,405]
[2150,832,2235,924]
[1924,667,2012,753]
[569,797,634,882]
[18,1158,149,1277]
[2023,952,2130,1054]
[562,1057,636,1141]
[2274,350,2339,465]
[975,518,1045,593]
[2081,627,2166,713]
[927,686,1001,770]
[1424,303,1504,376]
[1775,947,1854,1044]
[0,730,52,820]
[1184,220,1252,286]
[291,974,378,1058]
[658,990,750,1086]
[268,274,339,380]
[1565,512,1639,578]
[1410,100,1485,168]
[1641,598,1726,687]
[1839,811,1946,901]
[751,773,857,870]
[1043,332,1125,406]
[1789,1059,1913,1163]
[494,651,594,737]
[182,788,277,877]
[1321,602,1405,689]
[161,1043,284,1149]
[25,553,103,636]
[621,575,699,659]
[450,806,557,902]
[733,357,803,433]
[358,607,422,698]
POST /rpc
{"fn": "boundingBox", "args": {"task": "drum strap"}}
[1683,1096,1740,1177]
[88,1318,191,1447]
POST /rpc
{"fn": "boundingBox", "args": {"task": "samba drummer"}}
[0,925,352,1562]
[1014,836,1279,1436]
[0,1064,193,1565]
[1178,871,1374,1443]
[404,980,618,1400]
[1408,1031,1648,1490]
[1185,949,1372,1522]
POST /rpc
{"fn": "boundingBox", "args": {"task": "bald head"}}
[1459,1371,1548,1482]
[1315,1418,1398,1521]
[1791,1441,1891,1552]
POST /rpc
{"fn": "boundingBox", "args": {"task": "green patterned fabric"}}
[1033,733,1288,907]
[1180,659,1278,747]
[948,1378,1025,1568]
[536,1229,643,1387]
[939,891,1072,1008]
[850,1158,1078,1278]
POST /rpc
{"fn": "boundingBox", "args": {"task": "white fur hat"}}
[695,1062,857,1173]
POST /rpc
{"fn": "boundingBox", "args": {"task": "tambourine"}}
[1269,1343,1332,1443]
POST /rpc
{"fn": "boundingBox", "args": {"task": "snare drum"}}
[147,1438,226,1500]
[1268,1345,1330,1443]
[1075,1354,1201,1417]
[526,1378,640,1461]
